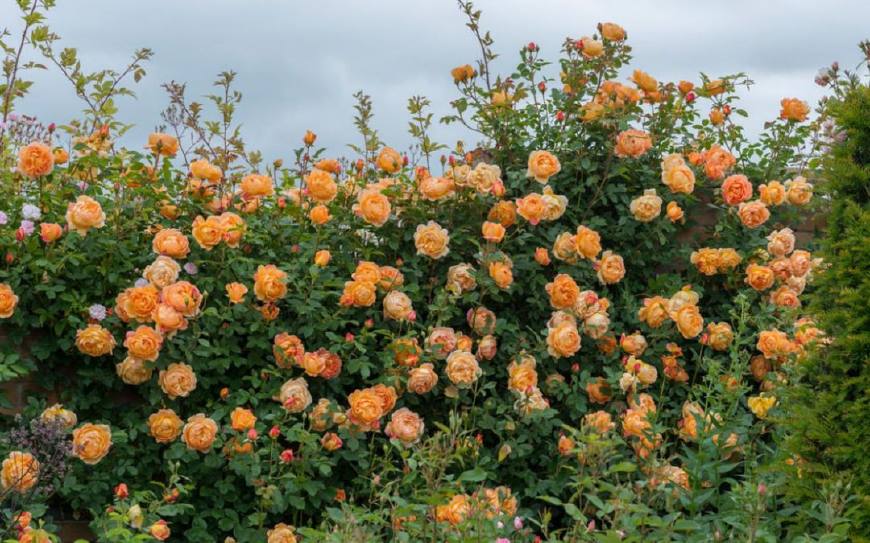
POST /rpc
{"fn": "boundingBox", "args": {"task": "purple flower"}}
[89,304,107,321]
[77,181,89,191]
[134,278,149,288]
[19,220,35,236]
[22,203,41,221]
[0,211,8,226]
[183,262,198,275]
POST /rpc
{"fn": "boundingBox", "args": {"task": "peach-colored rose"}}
[598,22,626,41]
[785,177,813,205]
[629,188,662,221]
[631,69,657,92]
[526,150,561,184]
[240,173,274,198]
[614,129,652,158]
[152,229,190,259]
[148,409,183,443]
[666,201,685,222]
[191,215,224,250]
[620,332,647,356]
[1,451,40,492]
[190,159,222,182]
[596,251,625,284]
[770,285,801,308]
[445,350,481,387]
[76,324,116,357]
[789,250,813,278]
[181,414,218,452]
[757,329,795,359]
[705,322,734,351]
[516,192,547,225]
[547,320,581,358]
[451,64,476,83]
[230,407,257,431]
[569,225,600,260]
[347,387,386,428]
[158,362,197,399]
[476,334,497,360]
[721,174,753,205]
[304,168,338,203]
[40,404,77,429]
[426,327,457,359]
[147,133,178,156]
[414,221,450,259]
[384,407,424,446]
[72,423,112,464]
[273,333,304,368]
[314,250,331,267]
[152,303,187,335]
[759,180,787,206]
[267,523,298,543]
[376,147,402,174]
[160,281,202,316]
[488,259,513,289]
[354,188,391,227]
[115,356,152,385]
[408,363,438,394]
[661,157,695,194]
[309,204,331,225]
[218,211,245,247]
[18,142,54,177]
[690,248,721,276]
[383,290,413,321]
[508,355,538,392]
[780,98,809,122]
[39,222,63,243]
[584,410,615,434]
[314,158,341,174]
[419,175,455,201]
[339,280,377,307]
[142,257,180,290]
[580,36,604,58]
[253,264,287,302]
[446,263,477,295]
[545,274,580,310]
[481,221,506,243]
[737,200,770,229]
[378,265,404,290]
[488,200,517,228]
[674,305,704,339]
[467,306,497,335]
[638,296,669,328]
[0,283,19,319]
[53,146,69,164]
[744,263,775,291]
[65,195,105,236]
[767,228,796,257]
[123,325,162,362]
[275,377,312,413]
[117,285,159,323]
[226,282,248,304]
[390,337,421,367]
[702,145,736,180]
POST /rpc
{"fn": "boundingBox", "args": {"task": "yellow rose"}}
[384,407,424,446]
[376,147,402,174]
[253,264,288,302]
[354,188,391,227]
[65,195,105,236]
[414,221,450,259]
[146,132,178,156]
[674,305,704,339]
[305,168,338,203]
[629,188,662,222]
[408,363,438,394]
[148,409,183,443]
[72,423,112,464]
[181,414,218,452]
[1,451,40,492]
[226,282,248,304]
[116,356,153,385]
[547,321,581,358]
[158,362,197,399]
[275,377,312,413]
[596,251,625,284]
[124,325,163,361]
[748,395,777,418]
[445,350,481,388]
[152,228,190,259]
[0,283,19,319]
[661,156,695,194]
[230,407,257,431]
[526,150,561,184]
[18,141,54,177]
[76,324,116,357]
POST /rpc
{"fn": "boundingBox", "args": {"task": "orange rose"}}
[770,285,801,308]
[766,228,795,258]
[267,523,298,543]
[147,133,178,156]
[721,174,753,205]
[76,324,116,357]
[745,263,775,291]
[390,337,421,367]
[152,228,190,259]
[273,333,304,368]
[596,251,625,284]
[1,451,39,492]
[314,250,331,267]
[705,322,734,351]
[383,290,413,321]
[18,142,54,177]
[547,320,581,358]
[789,250,813,277]
[143,256,180,289]
[355,188,391,227]
[488,200,517,227]
[303,130,317,146]
[72,423,112,464]
[661,154,695,194]
[620,332,648,356]
[631,70,657,92]
[785,177,813,205]
[414,221,450,259]
[704,79,726,96]
[0,283,19,319]
[305,168,338,203]
[65,195,105,236]
[638,296,669,328]
[516,192,548,226]
[376,147,402,173]
[116,356,152,385]
[119,285,160,322]
[191,215,224,250]
[181,414,218,453]
[435,494,471,526]
[124,325,163,361]
[148,409,183,443]
[737,200,770,229]
[275,377,312,413]
[384,407,424,446]
[408,363,438,394]
[314,158,341,174]
[446,350,481,387]
[419,176,455,201]
[674,305,704,339]
[481,221,505,243]
[426,327,457,359]
[586,378,612,404]
[149,520,171,541]
[253,264,288,302]
[690,248,721,276]
[488,260,513,289]
[573,226,601,260]
[240,173,273,198]
[348,387,385,428]
[339,280,377,307]
[190,159,222,182]
[226,282,248,303]
[230,407,257,431]
[153,283,199,322]
[614,129,652,158]
[666,201,684,222]
[545,274,580,309]
[580,36,604,58]
[759,180,787,206]
[702,145,736,180]
[598,22,626,41]
[218,211,245,247]
[756,329,795,359]
[309,204,331,225]
[534,247,551,266]
[629,188,662,222]
[378,265,404,290]
[584,410,615,433]
[451,64,476,83]
[39,222,63,243]
[508,355,538,392]
[153,303,187,335]
[158,362,197,399]
[780,98,809,122]
[526,150,561,183]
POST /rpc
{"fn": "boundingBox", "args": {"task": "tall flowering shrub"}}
[0,2,852,542]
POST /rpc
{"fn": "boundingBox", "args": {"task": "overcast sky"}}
[4,0,868,163]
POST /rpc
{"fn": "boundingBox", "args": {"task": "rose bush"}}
[0,1,864,542]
